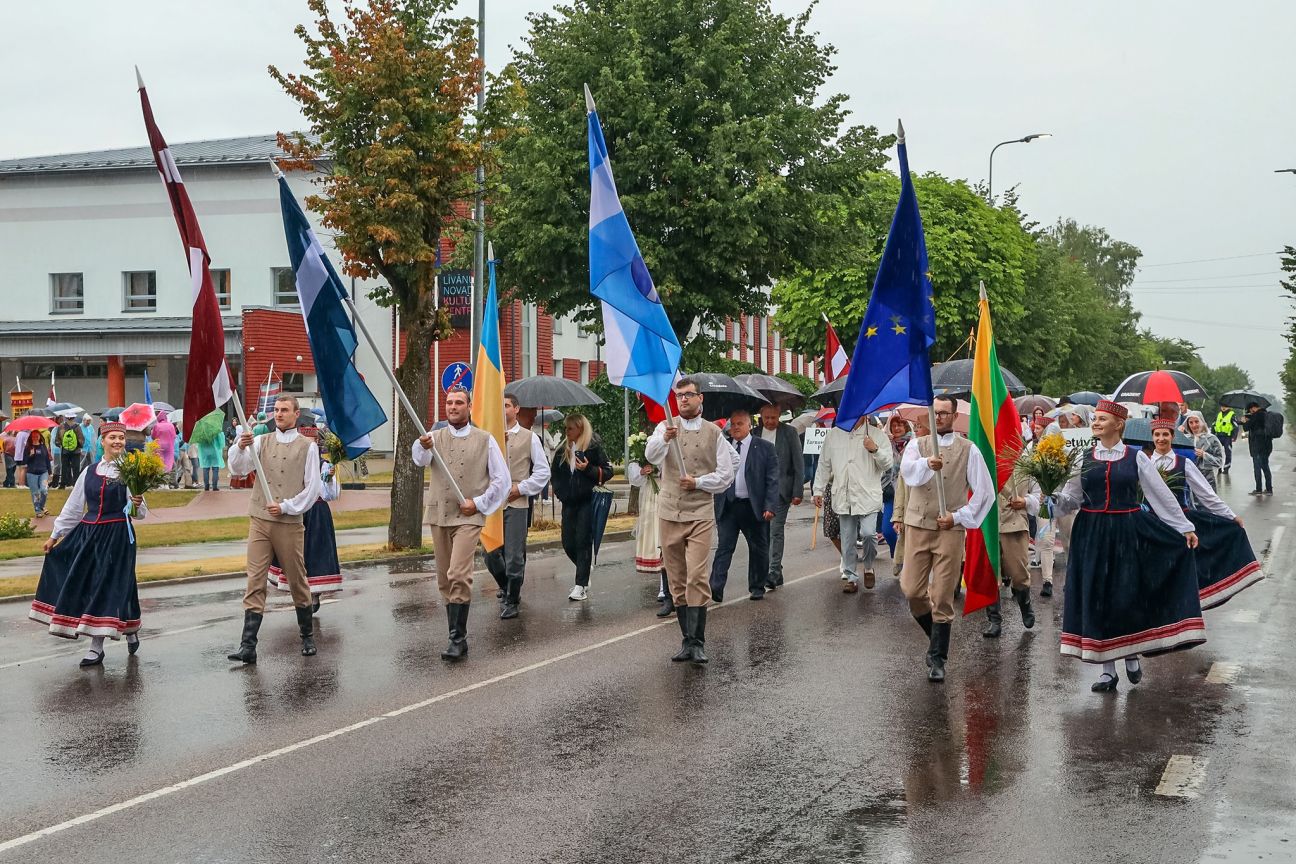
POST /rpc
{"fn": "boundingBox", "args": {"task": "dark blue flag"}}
[835,122,936,430]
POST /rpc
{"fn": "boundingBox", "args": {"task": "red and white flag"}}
[137,69,232,439]
[46,372,56,408]
[824,317,851,382]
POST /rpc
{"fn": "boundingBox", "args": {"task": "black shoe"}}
[1266,488,1274,495]
[982,602,1003,638]
[711,588,724,604]
[296,605,317,656]
[1249,489,1263,496]
[496,588,505,600]
[127,633,140,656]
[655,594,676,618]
[749,591,764,601]
[501,577,522,619]
[1091,672,1119,692]
[671,605,691,662]
[227,610,264,664]
[500,600,519,620]
[1040,581,1053,598]
[79,650,105,668]
[1013,587,1036,629]
[927,622,951,683]
[441,603,469,661]
[1125,661,1143,685]
[689,606,709,665]
[311,597,321,614]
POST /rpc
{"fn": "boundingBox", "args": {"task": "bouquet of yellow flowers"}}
[113,442,168,517]
[626,430,657,493]
[1011,433,1081,519]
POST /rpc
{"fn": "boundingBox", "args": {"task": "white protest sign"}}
[803,426,829,455]
[1062,428,1095,452]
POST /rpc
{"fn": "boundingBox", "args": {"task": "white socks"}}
[1099,660,1117,680]
[84,636,105,661]
[1125,657,1141,674]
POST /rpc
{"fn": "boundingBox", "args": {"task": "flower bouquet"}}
[114,442,168,518]
[1011,433,1081,520]
[626,430,657,493]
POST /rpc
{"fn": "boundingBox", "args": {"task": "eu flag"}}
[835,121,936,430]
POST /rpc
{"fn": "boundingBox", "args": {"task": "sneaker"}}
[840,571,850,581]
[568,585,588,602]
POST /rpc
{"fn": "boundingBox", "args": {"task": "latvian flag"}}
[824,318,851,383]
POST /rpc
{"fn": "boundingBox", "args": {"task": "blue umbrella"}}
[1067,391,1104,407]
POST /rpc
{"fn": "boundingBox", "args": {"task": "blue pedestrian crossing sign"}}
[441,362,473,394]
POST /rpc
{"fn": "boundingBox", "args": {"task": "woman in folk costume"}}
[1033,401,1204,693]
[1147,420,1264,609]
[28,422,147,667]
[626,444,671,617]
[268,423,340,613]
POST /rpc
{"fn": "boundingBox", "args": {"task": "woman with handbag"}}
[550,413,613,602]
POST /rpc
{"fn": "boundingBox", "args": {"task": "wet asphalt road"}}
[2,446,1295,863]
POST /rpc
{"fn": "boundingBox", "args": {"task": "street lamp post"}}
[1276,169,1296,175]
[988,133,1052,201]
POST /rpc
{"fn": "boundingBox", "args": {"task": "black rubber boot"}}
[1013,587,1036,629]
[441,603,468,662]
[656,571,675,618]
[311,597,321,614]
[227,610,263,664]
[671,605,691,662]
[689,606,709,665]
[982,602,1003,638]
[295,605,317,656]
[914,611,934,639]
[500,577,522,620]
[928,622,951,683]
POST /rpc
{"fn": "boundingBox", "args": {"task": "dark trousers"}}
[1220,436,1233,469]
[710,502,770,596]
[485,506,529,593]
[3,455,14,488]
[561,498,594,586]
[59,452,81,488]
[1253,453,1273,492]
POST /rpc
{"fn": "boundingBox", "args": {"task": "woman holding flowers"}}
[28,422,159,667]
[626,424,671,617]
[1030,401,1204,693]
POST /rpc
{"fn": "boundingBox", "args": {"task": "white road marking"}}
[0,564,841,854]
[1278,512,1294,520]
[1155,755,1209,799]
[1266,526,1285,563]
[1230,610,1260,623]
[1205,662,1241,685]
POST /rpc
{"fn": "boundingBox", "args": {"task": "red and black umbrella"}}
[1112,370,1207,404]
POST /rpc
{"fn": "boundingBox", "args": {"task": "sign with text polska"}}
[1062,428,1095,452]
[438,269,473,329]
[803,426,829,455]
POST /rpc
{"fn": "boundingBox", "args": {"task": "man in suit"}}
[757,403,805,591]
[709,407,780,602]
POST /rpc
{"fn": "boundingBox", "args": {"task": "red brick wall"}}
[589,360,604,380]
[537,309,554,376]
[561,359,581,381]
[242,308,314,408]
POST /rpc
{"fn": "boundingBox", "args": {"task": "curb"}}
[0,529,636,605]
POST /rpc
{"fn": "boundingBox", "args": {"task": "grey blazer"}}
[764,422,805,504]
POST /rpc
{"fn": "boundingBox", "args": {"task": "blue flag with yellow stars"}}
[835,121,936,430]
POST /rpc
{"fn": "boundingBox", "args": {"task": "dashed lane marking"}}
[1155,755,1209,799]
[1205,662,1241,685]
[1266,526,1285,564]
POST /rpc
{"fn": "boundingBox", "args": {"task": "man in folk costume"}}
[644,377,739,665]
[484,394,551,621]
[898,395,995,682]
[981,475,1037,638]
[227,396,323,664]
[412,386,510,661]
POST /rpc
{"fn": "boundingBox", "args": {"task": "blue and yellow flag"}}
[471,250,507,552]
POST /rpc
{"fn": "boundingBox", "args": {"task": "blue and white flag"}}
[587,85,682,407]
[276,175,387,458]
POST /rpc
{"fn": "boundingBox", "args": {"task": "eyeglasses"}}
[675,391,701,400]
[934,411,954,418]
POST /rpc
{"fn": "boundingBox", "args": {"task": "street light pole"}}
[471,0,486,362]
[1276,169,1296,175]
[988,132,1052,201]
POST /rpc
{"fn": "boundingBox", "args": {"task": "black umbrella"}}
[505,375,605,408]
[1112,370,1207,404]
[1218,389,1269,411]
[686,372,766,421]
[734,373,806,410]
[1066,391,1105,407]
[930,359,1027,398]
[1123,417,1194,449]
[590,487,614,563]
[811,377,847,408]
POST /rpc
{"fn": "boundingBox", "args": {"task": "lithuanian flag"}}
[963,285,1022,615]
[470,249,506,553]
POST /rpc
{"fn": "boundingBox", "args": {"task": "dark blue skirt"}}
[29,521,140,639]
[1187,509,1264,609]
[1060,509,1205,662]
[269,500,341,594]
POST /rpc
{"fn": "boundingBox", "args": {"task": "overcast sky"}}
[4,1,1293,394]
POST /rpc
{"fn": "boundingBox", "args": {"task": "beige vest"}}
[249,433,312,524]
[903,435,972,531]
[424,426,491,527]
[998,476,1030,535]
[504,427,535,510]
[656,420,721,523]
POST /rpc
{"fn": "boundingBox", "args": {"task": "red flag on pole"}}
[137,68,232,439]
[824,318,851,383]
[639,392,680,424]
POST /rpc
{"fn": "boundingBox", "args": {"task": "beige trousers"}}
[243,518,309,611]
[660,517,714,608]
[431,523,481,605]
[900,525,966,623]
[1000,530,1031,591]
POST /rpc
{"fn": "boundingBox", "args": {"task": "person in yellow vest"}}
[1213,404,1238,475]
[644,377,738,665]
[898,396,994,682]
[226,395,323,664]
[484,394,551,620]
[412,386,510,661]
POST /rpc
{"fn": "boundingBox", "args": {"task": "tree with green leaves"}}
[271,0,495,548]
[491,0,889,353]
[1278,246,1296,414]
[1044,219,1142,306]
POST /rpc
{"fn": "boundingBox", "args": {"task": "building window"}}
[577,322,589,339]
[50,273,84,314]
[281,372,305,392]
[123,271,157,312]
[211,269,232,310]
[746,316,755,346]
[580,361,590,384]
[553,316,564,336]
[522,304,534,378]
[272,267,298,307]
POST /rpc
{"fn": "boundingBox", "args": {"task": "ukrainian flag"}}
[471,249,506,552]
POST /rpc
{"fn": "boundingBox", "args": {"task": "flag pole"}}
[926,404,948,517]
[261,362,275,415]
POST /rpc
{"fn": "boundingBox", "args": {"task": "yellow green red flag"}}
[470,252,506,553]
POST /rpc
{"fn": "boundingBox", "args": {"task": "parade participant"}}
[1038,402,1202,693]
[813,413,892,593]
[1148,421,1264,609]
[645,377,738,665]
[879,415,911,560]
[1243,402,1274,496]
[225,396,323,664]
[28,423,146,666]
[268,422,341,613]
[484,394,550,620]
[980,475,1037,638]
[411,386,509,661]
[757,403,804,591]
[550,413,613,602]
[898,396,994,682]
[710,408,779,602]
[626,423,670,616]
[1213,404,1238,474]
[1183,411,1224,488]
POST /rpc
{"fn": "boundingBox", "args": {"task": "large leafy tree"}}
[1278,246,1296,414]
[271,0,492,548]
[492,0,889,346]
[1044,218,1142,305]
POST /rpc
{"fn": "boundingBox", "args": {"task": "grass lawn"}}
[0,488,198,518]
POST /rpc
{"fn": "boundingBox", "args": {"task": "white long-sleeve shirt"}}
[1150,449,1236,520]
[508,423,552,498]
[51,461,149,540]
[227,427,322,517]
[410,423,510,516]
[1042,442,1195,534]
[643,416,739,495]
[899,432,995,530]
